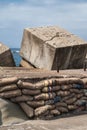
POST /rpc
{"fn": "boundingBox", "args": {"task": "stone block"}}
[20,58,35,68]
[0,42,15,66]
[20,26,87,70]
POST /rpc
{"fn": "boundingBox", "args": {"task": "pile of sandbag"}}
[0,77,87,119]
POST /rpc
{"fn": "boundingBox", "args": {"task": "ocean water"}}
[11,48,21,66]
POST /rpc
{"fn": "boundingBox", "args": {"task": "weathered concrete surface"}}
[0,42,15,66]
[0,114,87,130]
[20,26,87,70]
[0,67,87,79]
[0,98,28,126]
[20,58,35,68]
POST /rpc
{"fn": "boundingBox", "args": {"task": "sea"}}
[11,48,21,66]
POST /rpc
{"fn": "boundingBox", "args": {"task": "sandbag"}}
[35,105,54,116]
[65,97,77,105]
[0,90,21,98]
[57,107,68,113]
[55,78,83,85]
[22,89,41,95]
[55,102,67,108]
[0,77,18,86]
[68,105,77,110]
[70,89,82,94]
[62,93,75,102]
[61,85,72,90]
[50,109,61,116]
[81,78,87,85]
[42,85,60,92]
[57,91,70,97]
[83,89,87,96]
[75,100,87,106]
[34,93,56,100]
[76,93,83,99]
[45,96,61,105]
[19,102,34,118]
[0,84,18,92]
[27,100,44,108]
[17,80,36,90]
[11,95,33,102]
[72,84,84,89]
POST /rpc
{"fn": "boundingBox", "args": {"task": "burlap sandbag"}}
[55,78,83,85]
[81,78,87,85]
[57,107,68,113]
[34,93,56,100]
[57,91,70,97]
[0,77,18,86]
[83,89,87,96]
[0,84,18,92]
[72,84,84,89]
[22,89,41,95]
[19,102,34,118]
[35,110,50,120]
[61,85,72,90]
[76,93,83,99]
[45,96,61,105]
[39,78,82,87]
[84,84,87,88]
[55,102,67,108]
[75,99,86,106]
[35,110,54,120]
[34,79,55,89]
[65,97,77,105]
[70,89,82,94]
[27,100,44,108]
[62,93,75,102]
[17,80,37,90]
[18,79,55,90]
[35,105,55,116]
[68,105,77,110]
[42,85,60,93]
[81,96,87,100]
[40,78,82,86]
[74,106,85,113]
[11,95,33,102]
[0,89,21,98]
[50,109,61,116]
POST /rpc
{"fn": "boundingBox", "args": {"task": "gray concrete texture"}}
[0,114,87,130]
[20,26,87,70]
[0,42,15,67]
[0,98,28,126]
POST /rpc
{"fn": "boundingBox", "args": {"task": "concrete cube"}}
[20,26,87,70]
[0,42,15,66]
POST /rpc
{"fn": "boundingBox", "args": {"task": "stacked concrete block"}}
[20,26,87,70]
[0,76,87,119]
[20,59,35,69]
[0,42,15,66]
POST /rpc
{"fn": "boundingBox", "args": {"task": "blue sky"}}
[0,0,87,48]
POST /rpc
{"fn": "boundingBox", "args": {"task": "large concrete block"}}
[0,42,15,67]
[20,26,87,70]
